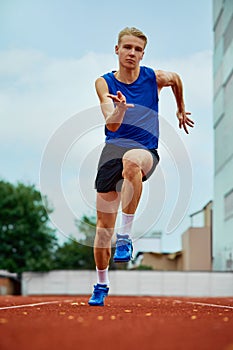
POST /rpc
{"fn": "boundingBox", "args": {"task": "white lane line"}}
[174,300,233,310]
[0,299,73,311]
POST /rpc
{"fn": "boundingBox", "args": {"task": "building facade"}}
[213,0,233,270]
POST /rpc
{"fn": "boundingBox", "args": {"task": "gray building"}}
[213,0,233,270]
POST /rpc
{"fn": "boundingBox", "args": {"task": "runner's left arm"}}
[155,69,194,134]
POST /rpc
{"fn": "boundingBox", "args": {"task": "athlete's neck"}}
[114,67,140,84]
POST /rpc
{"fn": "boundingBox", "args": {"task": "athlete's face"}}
[115,35,145,69]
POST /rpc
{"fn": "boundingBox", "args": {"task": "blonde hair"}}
[118,27,148,48]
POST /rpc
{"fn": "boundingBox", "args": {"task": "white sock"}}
[96,266,109,285]
[119,212,134,237]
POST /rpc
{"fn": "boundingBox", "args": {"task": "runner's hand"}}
[107,91,134,111]
[176,110,194,134]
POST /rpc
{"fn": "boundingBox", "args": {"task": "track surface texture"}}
[0,295,233,350]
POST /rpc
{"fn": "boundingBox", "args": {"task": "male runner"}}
[88,27,194,306]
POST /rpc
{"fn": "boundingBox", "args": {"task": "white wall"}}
[22,270,233,297]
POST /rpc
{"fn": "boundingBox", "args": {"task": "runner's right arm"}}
[95,77,134,132]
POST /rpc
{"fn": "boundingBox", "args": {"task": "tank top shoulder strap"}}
[102,72,116,94]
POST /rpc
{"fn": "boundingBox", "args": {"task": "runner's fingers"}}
[179,118,190,134]
[117,91,124,98]
[183,123,189,134]
[107,94,127,105]
[186,119,194,126]
[107,94,121,102]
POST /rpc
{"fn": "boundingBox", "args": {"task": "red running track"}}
[0,295,233,350]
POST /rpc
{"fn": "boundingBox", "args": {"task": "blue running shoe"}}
[88,284,109,306]
[113,234,133,263]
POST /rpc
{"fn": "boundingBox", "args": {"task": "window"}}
[214,9,223,46]
[224,189,233,220]
[224,69,233,105]
[224,15,233,53]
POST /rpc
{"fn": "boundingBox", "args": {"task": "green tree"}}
[53,237,95,270]
[54,215,96,270]
[0,180,57,274]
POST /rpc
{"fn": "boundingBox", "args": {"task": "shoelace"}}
[92,290,101,298]
[116,239,131,251]
[92,287,107,299]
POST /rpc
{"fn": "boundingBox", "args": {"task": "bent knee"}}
[122,159,142,180]
[122,149,153,180]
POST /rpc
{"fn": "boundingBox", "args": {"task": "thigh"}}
[95,158,124,193]
[95,144,126,193]
[122,148,154,178]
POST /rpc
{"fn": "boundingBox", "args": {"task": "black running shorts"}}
[95,143,160,193]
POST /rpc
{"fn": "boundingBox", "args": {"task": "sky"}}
[0,0,213,251]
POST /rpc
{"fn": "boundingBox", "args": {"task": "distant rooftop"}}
[136,231,162,239]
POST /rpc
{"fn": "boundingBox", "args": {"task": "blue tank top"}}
[102,66,159,149]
